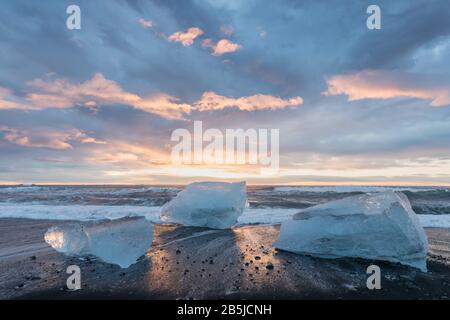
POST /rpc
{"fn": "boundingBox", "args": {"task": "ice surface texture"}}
[161,181,247,229]
[275,191,429,271]
[44,216,154,268]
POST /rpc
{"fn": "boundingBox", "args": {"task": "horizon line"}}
[1,182,449,187]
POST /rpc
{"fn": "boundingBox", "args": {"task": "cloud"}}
[134,94,192,119]
[220,25,234,37]
[87,151,139,164]
[1,74,304,118]
[24,73,190,119]
[27,73,141,107]
[324,70,450,106]
[84,140,170,167]
[201,38,214,48]
[167,27,204,46]
[69,129,106,145]
[257,26,267,38]
[194,91,303,111]
[138,18,154,29]
[0,127,105,150]
[0,87,28,110]
[202,38,242,56]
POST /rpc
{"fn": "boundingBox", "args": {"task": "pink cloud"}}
[167,27,204,46]
[1,74,303,118]
[324,70,450,106]
[202,38,214,48]
[84,140,170,166]
[138,18,154,29]
[0,87,30,110]
[135,94,192,120]
[195,91,303,111]
[220,25,234,37]
[25,73,191,119]
[0,127,105,150]
[202,38,242,56]
[27,73,141,106]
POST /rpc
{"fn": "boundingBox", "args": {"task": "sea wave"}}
[1,204,449,228]
[0,185,181,206]
[0,203,162,222]
[272,186,449,194]
[0,185,181,194]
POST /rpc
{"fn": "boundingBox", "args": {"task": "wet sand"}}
[0,218,449,300]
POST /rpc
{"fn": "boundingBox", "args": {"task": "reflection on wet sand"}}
[145,225,240,299]
[143,224,450,299]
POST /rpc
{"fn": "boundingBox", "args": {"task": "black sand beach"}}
[0,218,449,300]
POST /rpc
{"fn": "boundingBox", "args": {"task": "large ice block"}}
[274,191,428,271]
[44,216,154,268]
[160,181,247,229]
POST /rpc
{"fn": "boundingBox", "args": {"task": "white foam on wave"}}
[0,186,180,194]
[417,215,450,228]
[0,186,47,192]
[0,204,162,222]
[272,186,448,193]
[1,203,449,228]
[238,208,299,224]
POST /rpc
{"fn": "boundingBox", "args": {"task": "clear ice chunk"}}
[45,216,153,268]
[160,181,247,229]
[275,191,429,271]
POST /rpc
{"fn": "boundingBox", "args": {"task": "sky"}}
[0,0,450,185]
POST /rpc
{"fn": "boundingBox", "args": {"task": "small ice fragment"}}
[44,223,89,256]
[274,191,428,271]
[45,216,153,268]
[160,181,247,229]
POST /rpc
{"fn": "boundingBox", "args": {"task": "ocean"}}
[0,185,450,227]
